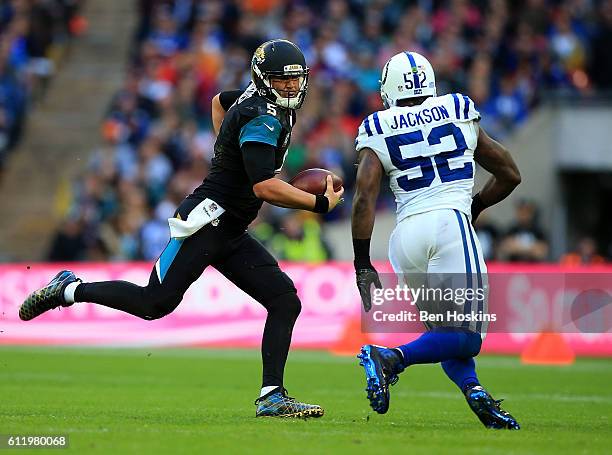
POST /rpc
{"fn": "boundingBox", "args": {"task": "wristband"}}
[353,238,373,270]
[313,195,329,213]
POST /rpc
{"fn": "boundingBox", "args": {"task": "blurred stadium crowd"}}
[0,0,83,173]
[35,0,612,263]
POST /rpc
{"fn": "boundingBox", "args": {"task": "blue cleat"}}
[465,386,520,430]
[357,345,404,414]
[19,270,80,321]
[255,387,324,418]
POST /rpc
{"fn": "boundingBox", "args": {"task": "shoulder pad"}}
[236,96,281,120]
[443,93,481,122]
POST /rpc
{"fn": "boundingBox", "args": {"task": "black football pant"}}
[75,196,300,388]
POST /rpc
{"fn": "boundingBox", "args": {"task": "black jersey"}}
[195,85,296,230]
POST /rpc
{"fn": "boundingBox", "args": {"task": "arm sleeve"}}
[241,141,277,185]
[239,114,282,147]
[219,90,245,111]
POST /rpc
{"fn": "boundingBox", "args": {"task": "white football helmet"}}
[380,51,437,108]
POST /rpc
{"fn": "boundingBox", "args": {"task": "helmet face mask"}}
[251,40,309,110]
[380,51,437,108]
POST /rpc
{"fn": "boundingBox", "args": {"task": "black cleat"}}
[255,388,324,418]
[19,270,80,321]
[465,386,520,430]
[357,345,404,414]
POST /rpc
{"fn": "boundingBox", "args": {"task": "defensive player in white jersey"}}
[352,51,521,429]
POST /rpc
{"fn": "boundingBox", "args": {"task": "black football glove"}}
[471,192,487,223]
[356,266,382,312]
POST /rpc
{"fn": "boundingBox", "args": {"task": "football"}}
[289,168,343,195]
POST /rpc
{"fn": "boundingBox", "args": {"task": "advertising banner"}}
[1,263,610,355]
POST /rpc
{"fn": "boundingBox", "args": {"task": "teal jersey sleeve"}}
[239,114,282,147]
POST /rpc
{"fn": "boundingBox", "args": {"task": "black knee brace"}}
[141,291,183,320]
[265,292,302,320]
[464,330,482,358]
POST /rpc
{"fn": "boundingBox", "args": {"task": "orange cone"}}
[330,317,372,356]
[520,332,575,365]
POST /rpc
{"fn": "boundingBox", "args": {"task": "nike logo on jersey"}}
[263,123,274,131]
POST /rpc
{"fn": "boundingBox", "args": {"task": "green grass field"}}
[0,347,610,454]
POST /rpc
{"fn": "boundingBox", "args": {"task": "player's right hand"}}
[324,175,344,212]
[356,266,382,312]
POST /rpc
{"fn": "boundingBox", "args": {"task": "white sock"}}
[260,386,280,398]
[63,282,81,304]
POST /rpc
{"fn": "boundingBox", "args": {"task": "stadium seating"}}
[0,0,83,173]
[46,0,612,262]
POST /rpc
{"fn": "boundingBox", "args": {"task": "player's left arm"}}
[212,90,245,135]
[351,147,384,312]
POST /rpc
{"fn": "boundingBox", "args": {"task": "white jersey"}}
[355,94,480,223]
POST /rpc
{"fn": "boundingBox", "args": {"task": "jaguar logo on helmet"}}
[251,39,310,110]
[254,45,266,64]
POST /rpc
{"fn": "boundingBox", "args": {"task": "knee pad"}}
[266,292,302,319]
[463,331,482,358]
[143,292,182,320]
[429,327,482,360]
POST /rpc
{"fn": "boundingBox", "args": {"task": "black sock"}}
[261,293,301,387]
[75,281,180,320]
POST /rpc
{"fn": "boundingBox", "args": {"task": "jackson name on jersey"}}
[355,93,480,223]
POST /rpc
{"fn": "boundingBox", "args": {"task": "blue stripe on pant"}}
[453,210,472,329]
[157,238,184,283]
[464,214,484,333]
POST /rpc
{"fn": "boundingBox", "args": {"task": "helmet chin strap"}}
[270,87,300,109]
[381,91,394,109]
